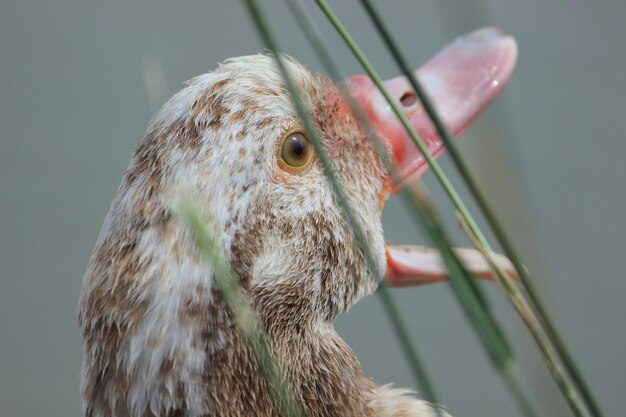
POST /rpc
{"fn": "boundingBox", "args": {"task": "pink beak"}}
[348,27,517,189]
[347,27,518,287]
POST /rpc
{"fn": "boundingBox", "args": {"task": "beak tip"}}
[461,26,519,68]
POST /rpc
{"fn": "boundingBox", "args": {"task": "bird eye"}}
[278,130,314,173]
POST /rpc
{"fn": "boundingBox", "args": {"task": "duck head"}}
[79,27,517,417]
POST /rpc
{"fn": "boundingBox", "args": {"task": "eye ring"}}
[277,128,315,173]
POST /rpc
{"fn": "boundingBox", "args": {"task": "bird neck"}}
[214,314,374,417]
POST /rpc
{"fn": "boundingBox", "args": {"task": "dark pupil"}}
[289,134,307,159]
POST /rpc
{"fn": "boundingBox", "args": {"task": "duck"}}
[79,27,517,417]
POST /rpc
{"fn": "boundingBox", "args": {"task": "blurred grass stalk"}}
[178,203,304,417]
[141,52,169,114]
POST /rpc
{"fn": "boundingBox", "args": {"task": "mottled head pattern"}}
[79,54,431,417]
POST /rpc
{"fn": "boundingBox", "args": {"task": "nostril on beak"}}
[399,91,417,107]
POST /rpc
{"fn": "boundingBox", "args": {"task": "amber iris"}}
[278,130,314,172]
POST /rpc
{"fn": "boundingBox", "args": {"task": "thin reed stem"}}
[357,2,604,417]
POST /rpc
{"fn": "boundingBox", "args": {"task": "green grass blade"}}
[178,203,304,417]
[357,2,603,416]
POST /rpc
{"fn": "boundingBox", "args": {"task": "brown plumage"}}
[79,28,517,417]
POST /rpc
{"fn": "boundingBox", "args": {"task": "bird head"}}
[79,27,516,416]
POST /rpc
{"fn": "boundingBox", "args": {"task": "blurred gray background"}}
[1,1,625,416]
